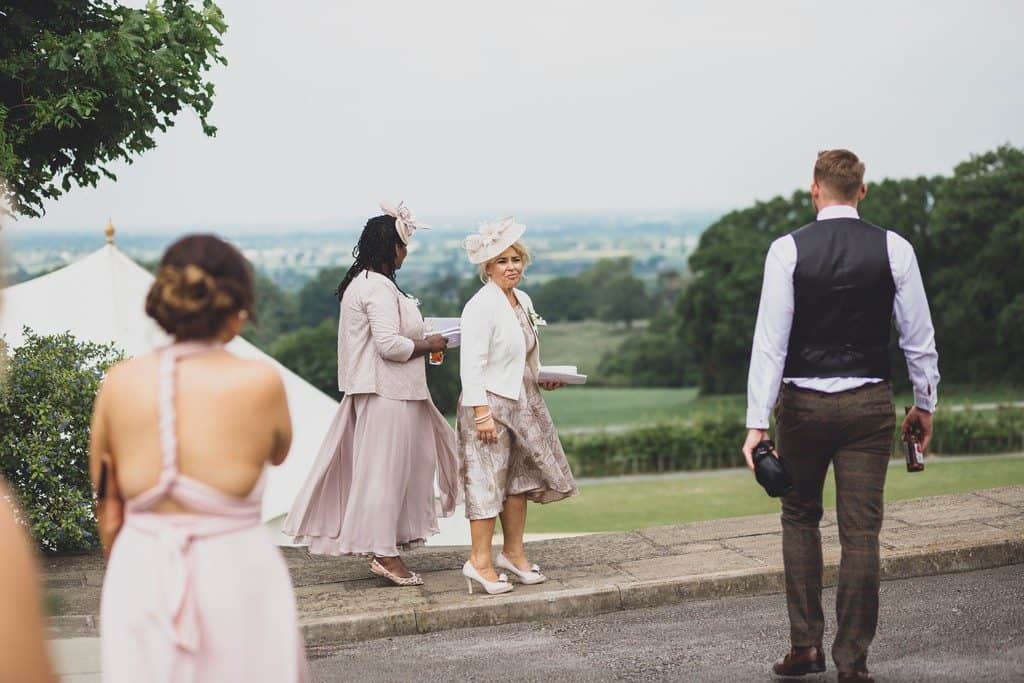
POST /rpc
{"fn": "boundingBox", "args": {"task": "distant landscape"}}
[1,210,713,292]
[4,146,1022,458]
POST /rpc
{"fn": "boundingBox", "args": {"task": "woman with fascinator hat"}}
[457,217,578,595]
[283,202,461,586]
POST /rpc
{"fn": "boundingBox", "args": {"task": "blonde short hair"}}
[478,240,532,283]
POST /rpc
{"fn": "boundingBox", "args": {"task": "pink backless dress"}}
[99,342,309,682]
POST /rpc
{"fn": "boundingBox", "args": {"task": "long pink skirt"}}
[100,516,308,682]
[283,394,460,557]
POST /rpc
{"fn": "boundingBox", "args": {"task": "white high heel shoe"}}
[462,561,513,595]
[496,553,547,585]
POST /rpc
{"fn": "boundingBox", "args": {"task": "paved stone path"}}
[44,486,1024,657]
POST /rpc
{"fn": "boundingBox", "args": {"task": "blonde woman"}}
[457,217,578,595]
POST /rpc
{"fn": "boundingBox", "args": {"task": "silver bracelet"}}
[474,413,492,423]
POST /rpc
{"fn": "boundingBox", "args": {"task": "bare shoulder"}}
[98,352,159,393]
[234,357,286,399]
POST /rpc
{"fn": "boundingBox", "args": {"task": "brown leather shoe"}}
[837,670,874,682]
[772,646,826,677]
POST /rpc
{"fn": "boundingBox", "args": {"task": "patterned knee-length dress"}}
[457,305,578,520]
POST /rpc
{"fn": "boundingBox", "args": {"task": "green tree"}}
[418,273,481,317]
[598,273,650,328]
[598,311,695,386]
[527,258,654,324]
[0,329,123,552]
[295,265,346,328]
[1,0,227,216]
[269,320,337,397]
[678,192,814,393]
[245,272,298,349]
[927,146,1024,382]
[675,146,1023,394]
[528,276,595,322]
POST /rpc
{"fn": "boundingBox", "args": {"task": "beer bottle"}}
[903,405,925,472]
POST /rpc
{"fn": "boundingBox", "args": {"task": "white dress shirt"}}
[745,205,940,429]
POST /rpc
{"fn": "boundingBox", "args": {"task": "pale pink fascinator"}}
[380,200,429,245]
[462,216,526,264]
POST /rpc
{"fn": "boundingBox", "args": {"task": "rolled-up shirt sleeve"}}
[746,236,796,429]
[888,232,940,412]
[363,280,415,362]
[459,298,492,407]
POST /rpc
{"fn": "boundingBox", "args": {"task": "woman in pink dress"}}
[90,235,308,682]
[284,202,461,585]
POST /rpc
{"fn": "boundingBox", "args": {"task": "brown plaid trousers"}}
[775,380,896,673]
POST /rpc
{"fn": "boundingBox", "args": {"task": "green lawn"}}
[528,455,1024,533]
[894,384,1022,407]
[544,387,704,430]
[541,382,1022,433]
[538,319,1022,432]
[539,319,644,380]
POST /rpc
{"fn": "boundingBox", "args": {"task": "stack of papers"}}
[538,365,588,385]
[423,317,461,348]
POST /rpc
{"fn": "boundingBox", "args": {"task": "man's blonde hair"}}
[478,240,532,283]
[814,149,865,201]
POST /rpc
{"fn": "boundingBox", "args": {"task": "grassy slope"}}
[542,384,1023,432]
[544,387,702,430]
[527,455,1024,533]
[532,319,1024,430]
[538,319,643,379]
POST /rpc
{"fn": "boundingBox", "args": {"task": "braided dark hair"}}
[335,215,407,300]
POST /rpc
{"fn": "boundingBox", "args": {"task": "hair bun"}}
[145,234,255,341]
[147,263,240,339]
[155,264,236,315]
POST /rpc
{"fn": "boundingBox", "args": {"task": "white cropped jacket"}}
[459,281,541,407]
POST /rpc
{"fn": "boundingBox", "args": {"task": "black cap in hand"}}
[753,439,792,498]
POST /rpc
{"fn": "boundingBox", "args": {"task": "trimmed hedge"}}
[930,406,1024,454]
[562,406,1024,478]
[562,415,747,477]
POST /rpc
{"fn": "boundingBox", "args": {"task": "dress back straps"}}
[153,341,223,497]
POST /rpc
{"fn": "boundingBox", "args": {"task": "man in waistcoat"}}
[742,150,940,682]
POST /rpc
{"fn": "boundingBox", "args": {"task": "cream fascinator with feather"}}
[379,200,429,245]
[462,216,526,264]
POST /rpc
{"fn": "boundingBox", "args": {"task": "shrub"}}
[560,405,1024,478]
[562,414,747,477]
[0,329,123,553]
[928,406,1024,454]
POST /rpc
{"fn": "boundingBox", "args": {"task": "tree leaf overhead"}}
[0,0,227,217]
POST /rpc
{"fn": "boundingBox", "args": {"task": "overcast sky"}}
[15,0,1024,233]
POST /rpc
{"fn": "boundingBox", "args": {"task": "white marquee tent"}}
[0,237,338,527]
[2,231,473,546]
